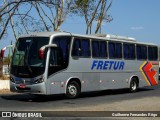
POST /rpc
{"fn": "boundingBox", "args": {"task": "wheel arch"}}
[129,75,139,92]
[65,77,81,93]
[129,75,139,87]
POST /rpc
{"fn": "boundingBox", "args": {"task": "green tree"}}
[73,0,113,34]
[0,0,74,41]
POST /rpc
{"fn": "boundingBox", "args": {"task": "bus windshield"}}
[11,37,49,78]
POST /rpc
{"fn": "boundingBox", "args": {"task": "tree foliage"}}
[0,0,74,41]
[0,0,113,42]
[73,0,113,34]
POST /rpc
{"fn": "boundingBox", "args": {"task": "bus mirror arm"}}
[39,44,57,59]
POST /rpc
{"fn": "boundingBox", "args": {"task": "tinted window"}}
[130,45,135,59]
[100,41,107,57]
[48,36,71,76]
[72,38,90,57]
[116,43,122,58]
[123,43,135,59]
[136,45,147,60]
[48,48,63,76]
[92,40,107,58]
[148,46,158,60]
[72,39,81,56]
[109,42,115,58]
[11,37,49,78]
[81,39,90,56]
[92,41,99,57]
[12,37,49,67]
[53,36,71,65]
[109,42,122,59]
[50,48,62,66]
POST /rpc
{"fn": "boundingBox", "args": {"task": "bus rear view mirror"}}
[0,45,15,59]
[0,47,6,58]
[39,44,57,59]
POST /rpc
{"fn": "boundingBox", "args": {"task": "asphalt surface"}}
[0,85,160,119]
[0,85,160,110]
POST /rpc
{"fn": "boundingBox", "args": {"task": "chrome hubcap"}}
[68,85,77,96]
[131,81,136,90]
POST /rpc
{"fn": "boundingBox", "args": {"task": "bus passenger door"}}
[48,48,62,76]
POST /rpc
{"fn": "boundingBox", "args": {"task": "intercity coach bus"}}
[9,31,159,98]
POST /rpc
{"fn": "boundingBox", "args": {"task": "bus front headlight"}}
[10,76,15,83]
[34,76,44,84]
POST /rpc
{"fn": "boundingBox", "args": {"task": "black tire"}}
[66,81,80,99]
[130,78,138,92]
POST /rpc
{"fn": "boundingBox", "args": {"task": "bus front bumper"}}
[10,81,47,95]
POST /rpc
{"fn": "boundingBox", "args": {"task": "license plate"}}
[19,84,26,88]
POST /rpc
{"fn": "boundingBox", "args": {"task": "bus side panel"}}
[82,73,100,91]
[100,72,130,90]
[47,72,100,95]
[46,60,159,95]
[67,58,101,92]
[47,73,82,95]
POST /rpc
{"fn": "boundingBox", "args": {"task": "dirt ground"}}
[0,58,10,80]
[0,89,13,94]
[0,76,10,80]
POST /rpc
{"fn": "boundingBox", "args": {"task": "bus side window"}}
[123,43,135,60]
[141,46,147,59]
[109,42,115,58]
[116,43,122,58]
[100,41,107,58]
[72,39,81,56]
[92,41,99,57]
[136,45,142,59]
[153,47,158,60]
[148,46,158,60]
[81,39,90,57]
[136,45,147,60]
[109,42,122,59]
[130,44,135,59]
[49,48,62,66]
[124,44,129,59]
[72,38,90,57]
[53,36,71,66]
[92,40,107,58]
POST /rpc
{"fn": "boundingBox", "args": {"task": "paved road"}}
[0,85,160,119]
[0,85,160,111]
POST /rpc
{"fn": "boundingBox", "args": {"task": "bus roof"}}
[19,31,63,37]
[19,31,158,46]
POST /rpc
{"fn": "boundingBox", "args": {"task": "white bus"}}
[9,32,159,98]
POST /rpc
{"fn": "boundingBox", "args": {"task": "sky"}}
[61,0,160,45]
[0,0,160,51]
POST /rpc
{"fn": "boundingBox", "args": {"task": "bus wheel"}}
[130,78,138,92]
[66,81,80,99]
